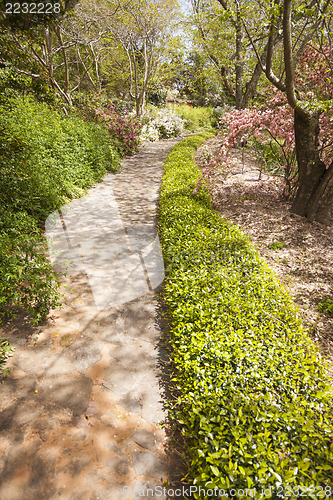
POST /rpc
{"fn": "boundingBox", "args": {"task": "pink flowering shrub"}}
[297,44,333,101]
[74,92,141,157]
[222,96,298,197]
[194,45,333,199]
[93,104,141,157]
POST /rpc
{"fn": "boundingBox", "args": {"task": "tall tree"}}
[108,0,179,116]
[241,0,333,224]
[0,0,122,105]
[192,0,280,108]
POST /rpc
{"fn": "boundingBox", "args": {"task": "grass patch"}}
[172,104,217,132]
[159,134,333,497]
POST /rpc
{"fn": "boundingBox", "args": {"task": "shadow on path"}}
[0,138,188,500]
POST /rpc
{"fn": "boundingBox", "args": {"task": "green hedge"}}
[159,134,333,498]
[0,95,120,336]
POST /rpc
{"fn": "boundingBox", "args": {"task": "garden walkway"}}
[0,138,182,500]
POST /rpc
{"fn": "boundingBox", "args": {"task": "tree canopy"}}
[0,0,332,220]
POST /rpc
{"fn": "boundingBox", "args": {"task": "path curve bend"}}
[0,138,182,500]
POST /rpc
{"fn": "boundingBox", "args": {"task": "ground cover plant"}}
[0,95,120,331]
[159,135,333,498]
[318,297,333,318]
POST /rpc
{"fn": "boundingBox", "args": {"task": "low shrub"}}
[94,104,141,157]
[0,233,61,325]
[172,104,217,132]
[73,92,141,157]
[0,338,12,377]
[159,135,333,498]
[140,105,186,141]
[0,95,120,220]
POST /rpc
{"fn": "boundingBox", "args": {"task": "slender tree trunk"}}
[243,44,270,107]
[219,66,235,102]
[139,38,149,117]
[235,7,243,109]
[131,45,141,117]
[44,28,54,90]
[54,26,69,95]
[291,110,331,224]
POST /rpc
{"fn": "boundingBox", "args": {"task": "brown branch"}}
[283,0,298,109]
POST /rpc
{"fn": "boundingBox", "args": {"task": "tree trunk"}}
[291,109,332,225]
[235,7,243,109]
[220,66,235,103]
[307,162,333,225]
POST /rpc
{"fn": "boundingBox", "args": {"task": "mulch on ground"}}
[195,135,333,378]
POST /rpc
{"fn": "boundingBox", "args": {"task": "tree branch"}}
[283,0,298,108]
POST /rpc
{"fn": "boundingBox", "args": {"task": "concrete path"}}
[0,139,182,500]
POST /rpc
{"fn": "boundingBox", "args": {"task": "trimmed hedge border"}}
[159,134,333,499]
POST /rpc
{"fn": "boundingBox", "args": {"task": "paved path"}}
[0,139,182,500]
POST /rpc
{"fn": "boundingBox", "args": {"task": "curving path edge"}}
[0,138,182,500]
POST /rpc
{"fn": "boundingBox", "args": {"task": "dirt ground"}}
[195,134,333,378]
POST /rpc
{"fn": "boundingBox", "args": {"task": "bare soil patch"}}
[195,134,333,378]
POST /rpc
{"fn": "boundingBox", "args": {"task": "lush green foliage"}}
[0,68,58,107]
[1,95,119,219]
[0,233,62,325]
[172,104,217,132]
[0,95,120,328]
[318,297,333,318]
[159,135,333,498]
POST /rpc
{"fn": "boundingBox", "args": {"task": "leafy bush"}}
[140,105,186,141]
[0,95,119,220]
[94,105,141,157]
[0,95,119,327]
[0,234,61,325]
[147,83,168,107]
[172,104,217,132]
[73,92,141,157]
[159,135,333,498]
[0,67,58,107]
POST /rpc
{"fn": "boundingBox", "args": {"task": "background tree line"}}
[190,0,333,225]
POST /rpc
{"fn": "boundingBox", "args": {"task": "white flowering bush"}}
[140,123,160,142]
[140,106,186,141]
